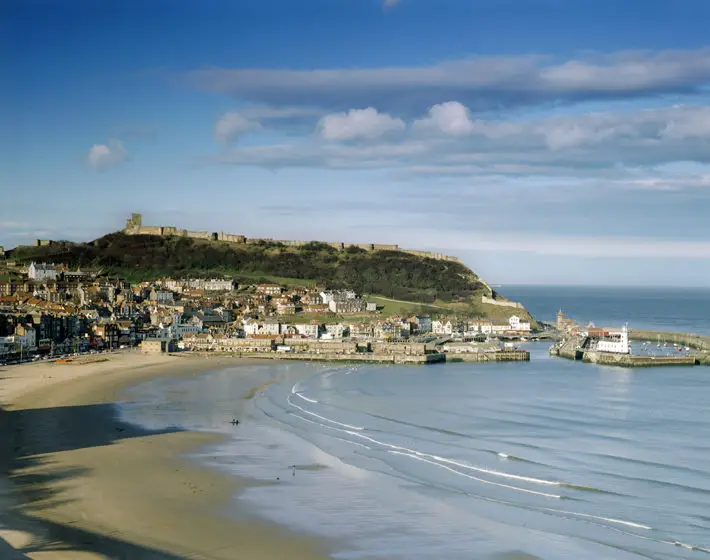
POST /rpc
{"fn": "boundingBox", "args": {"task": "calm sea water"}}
[498,285,710,335]
[119,286,710,559]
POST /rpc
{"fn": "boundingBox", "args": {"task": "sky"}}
[2,0,710,287]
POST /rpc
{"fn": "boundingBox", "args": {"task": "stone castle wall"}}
[402,250,463,264]
[185,230,211,240]
[122,214,459,263]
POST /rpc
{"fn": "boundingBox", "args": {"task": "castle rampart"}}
[121,213,461,263]
[185,230,211,240]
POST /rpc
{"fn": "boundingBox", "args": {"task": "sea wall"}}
[583,351,696,367]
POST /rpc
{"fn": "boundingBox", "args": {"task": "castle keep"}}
[123,213,463,264]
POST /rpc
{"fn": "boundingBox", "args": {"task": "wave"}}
[289,413,372,450]
[660,541,710,554]
[387,450,562,499]
[537,507,652,530]
[285,395,608,497]
[295,392,319,404]
[287,395,364,431]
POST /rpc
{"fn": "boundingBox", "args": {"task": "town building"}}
[142,338,177,354]
[28,262,58,281]
[328,299,365,314]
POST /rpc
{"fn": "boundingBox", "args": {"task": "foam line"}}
[287,396,364,431]
[388,450,561,499]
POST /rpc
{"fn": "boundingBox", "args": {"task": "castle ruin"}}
[122,213,463,264]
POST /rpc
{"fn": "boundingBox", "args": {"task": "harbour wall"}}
[583,351,696,367]
[629,329,710,351]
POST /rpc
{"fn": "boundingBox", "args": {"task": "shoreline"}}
[0,351,333,559]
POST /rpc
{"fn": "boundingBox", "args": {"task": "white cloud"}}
[318,107,405,140]
[87,140,127,170]
[413,101,475,135]
[185,47,710,115]
[214,103,710,175]
[383,0,400,8]
[214,111,260,143]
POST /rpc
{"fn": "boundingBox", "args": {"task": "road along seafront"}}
[0,351,334,560]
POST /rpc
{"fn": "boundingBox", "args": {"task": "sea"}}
[118,286,710,560]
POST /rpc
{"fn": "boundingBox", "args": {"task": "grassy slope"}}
[7,233,537,323]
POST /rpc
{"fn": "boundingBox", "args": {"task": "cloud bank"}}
[212,103,710,182]
[185,47,710,115]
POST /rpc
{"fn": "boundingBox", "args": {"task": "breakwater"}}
[629,329,710,351]
[551,332,707,367]
[582,351,696,367]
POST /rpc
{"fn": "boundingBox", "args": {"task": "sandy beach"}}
[0,351,332,559]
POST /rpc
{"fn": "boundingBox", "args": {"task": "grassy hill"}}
[7,232,537,324]
[9,233,480,300]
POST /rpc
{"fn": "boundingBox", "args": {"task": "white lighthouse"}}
[596,324,631,354]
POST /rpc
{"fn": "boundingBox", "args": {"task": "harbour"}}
[549,313,708,367]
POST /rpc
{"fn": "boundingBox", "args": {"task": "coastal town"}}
[0,258,534,365]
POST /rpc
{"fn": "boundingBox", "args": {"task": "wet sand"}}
[0,351,332,559]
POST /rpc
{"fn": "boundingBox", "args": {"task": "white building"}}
[171,322,203,338]
[432,320,453,336]
[292,323,319,339]
[243,319,260,336]
[320,290,357,304]
[28,262,57,281]
[324,323,347,339]
[508,315,531,332]
[328,299,364,313]
[187,278,235,291]
[150,289,175,304]
[596,325,631,354]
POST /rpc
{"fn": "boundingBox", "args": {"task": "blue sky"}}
[2,0,710,287]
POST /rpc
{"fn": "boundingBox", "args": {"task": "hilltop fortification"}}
[123,213,463,264]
